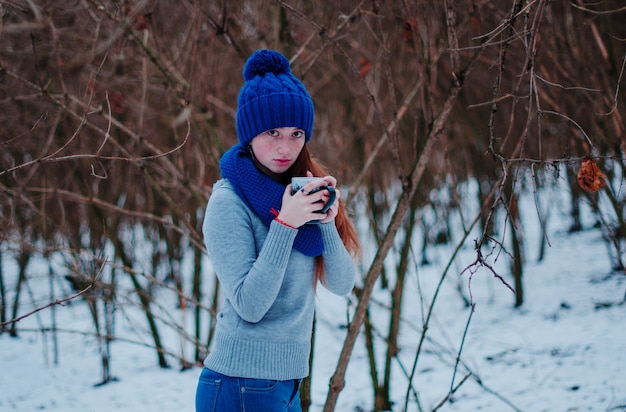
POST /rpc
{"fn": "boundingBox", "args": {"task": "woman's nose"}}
[276,140,290,154]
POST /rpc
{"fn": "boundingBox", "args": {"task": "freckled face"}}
[249,127,306,174]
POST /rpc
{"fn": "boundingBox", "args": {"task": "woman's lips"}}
[274,159,291,167]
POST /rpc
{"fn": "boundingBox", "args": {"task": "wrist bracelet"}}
[274,218,296,229]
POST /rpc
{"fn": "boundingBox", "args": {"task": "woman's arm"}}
[319,222,357,295]
[203,181,298,323]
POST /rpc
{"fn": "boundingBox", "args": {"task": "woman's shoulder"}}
[207,179,245,211]
[204,178,260,230]
[210,178,237,199]
[212,178,233,191]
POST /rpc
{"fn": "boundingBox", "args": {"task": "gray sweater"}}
[202,179,356,380]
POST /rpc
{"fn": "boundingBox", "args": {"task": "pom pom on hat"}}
[243,49,291,81]
[236,50,315,147]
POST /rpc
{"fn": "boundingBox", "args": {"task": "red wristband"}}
[274,218,296,229]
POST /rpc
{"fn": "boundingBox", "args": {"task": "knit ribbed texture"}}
[236,49,314,146]
[262,220,297,267]
[319,221,344,254]
[206,333,310,380]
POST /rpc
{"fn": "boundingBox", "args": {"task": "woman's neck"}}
[252,154,291,185]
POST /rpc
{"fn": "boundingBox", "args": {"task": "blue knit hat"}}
[236,49,315,147]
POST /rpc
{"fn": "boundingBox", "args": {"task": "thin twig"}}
[0,264,103,328]
[599,52,625,116]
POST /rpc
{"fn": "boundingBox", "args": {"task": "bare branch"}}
[0,261,104,328]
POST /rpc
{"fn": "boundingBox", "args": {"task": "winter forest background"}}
[1,1,625,411]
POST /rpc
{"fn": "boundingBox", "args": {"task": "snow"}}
[1,186,626,412]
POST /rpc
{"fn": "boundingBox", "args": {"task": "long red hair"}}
[289,145,360,286]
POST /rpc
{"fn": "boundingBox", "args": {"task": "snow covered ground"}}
[1,187,626,411]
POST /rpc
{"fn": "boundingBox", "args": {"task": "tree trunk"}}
[300,316,315,412]
[0,251,6,332]
[9,251,30,337]
[506,179,524,307]
[113,234,169,368]
[192,244,203,362]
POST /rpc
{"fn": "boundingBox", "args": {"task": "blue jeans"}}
[196,368,303,412]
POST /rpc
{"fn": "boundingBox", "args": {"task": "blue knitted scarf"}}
[219,144,324,257]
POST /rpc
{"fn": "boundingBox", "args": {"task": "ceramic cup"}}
[291,177,337,223]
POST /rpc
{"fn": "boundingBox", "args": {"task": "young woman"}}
[195,49,360,412]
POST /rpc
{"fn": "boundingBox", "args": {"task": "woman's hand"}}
[318,175,339,224]
[277,172,340,227]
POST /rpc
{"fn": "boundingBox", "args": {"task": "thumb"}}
[306,170,313,177]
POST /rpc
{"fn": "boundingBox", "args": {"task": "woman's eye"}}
[292,130,304,138]
[267,129,279,137]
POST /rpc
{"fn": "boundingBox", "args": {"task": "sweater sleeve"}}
[319,222,357,296]
[202,181,298,323]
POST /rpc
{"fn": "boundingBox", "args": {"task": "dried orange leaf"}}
[359,57,371,78]
[402,17,416,42]
[577,156,606,193]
